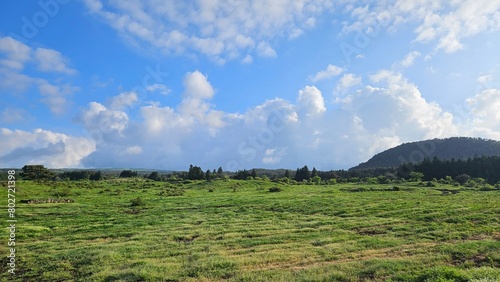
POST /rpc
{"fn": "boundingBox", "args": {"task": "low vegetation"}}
[1,178,498,281]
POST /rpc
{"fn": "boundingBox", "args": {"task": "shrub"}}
[130,197,146,207]
[455,174,471,185]
[268,187,281,192]
[53,187,71,197]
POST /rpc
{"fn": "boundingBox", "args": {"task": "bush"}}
[268,187,282,193]
[130,197,146,207]
[53,187,71,197]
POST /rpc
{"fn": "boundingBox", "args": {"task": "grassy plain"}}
[1,179,499,281]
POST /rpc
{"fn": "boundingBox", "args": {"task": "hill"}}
[351,137,500,170]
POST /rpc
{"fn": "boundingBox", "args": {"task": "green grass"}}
[1,179,499,281]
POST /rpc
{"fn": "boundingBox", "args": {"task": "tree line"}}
[404,156,500,184]
[11,156,500,187]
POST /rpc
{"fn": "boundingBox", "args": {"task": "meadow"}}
[1,178,499,281]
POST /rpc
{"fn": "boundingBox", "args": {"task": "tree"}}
[187,165,204,180]
[21,165,55,182]
[120,170,138,178]
[455,174,471,185]
[147,171,162,181]
[205,169,212,181]
[312,175,321,185]
[409,171,424,182]
[251,169,257,178]
[284,170,290,179]
[217,167,224,177]
[295,166,311,182]
[312,167,319,178]
[89,170,103,181]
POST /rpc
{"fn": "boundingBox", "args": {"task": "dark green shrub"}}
[130,197,145,207]
[268,187,281,192]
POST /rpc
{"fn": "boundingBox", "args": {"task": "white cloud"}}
[34,48,76,74]
[241,55,253,64]
[398,51,421,68]
[183,71,215,99]
[5,67,500,171]
[335,73,362,93]
[297,86,326,116]
[465,89,500,139]
[0,36,78,115]
[79,102,129,136]
[0,36,31,70]
[146,83,170,95]
[110,92,138,110]
[309,64,344,82]
[82,0,334,61]
[342,0,500,54]
[256,42,277,58]
[36,80,79,115]
[0,108,34,124]
[0,128,95,168]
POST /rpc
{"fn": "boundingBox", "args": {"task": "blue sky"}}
[1,0,500,170]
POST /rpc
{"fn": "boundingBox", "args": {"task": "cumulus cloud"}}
[297,86,326,116]
[465,89,500,139]
[335,73,362,93]
[75,69,465,170]
[4,67,500,170]
[0,128,95,168]
[109,92,138,110]
[309,64,344,82]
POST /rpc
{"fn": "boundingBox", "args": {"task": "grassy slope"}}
[1,179,499,281]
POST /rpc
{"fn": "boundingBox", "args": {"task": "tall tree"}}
[295,166,311,182]
[21,165,55,182]
[90,170,103,181]
[312,167,319,178]
[188,165,204,180]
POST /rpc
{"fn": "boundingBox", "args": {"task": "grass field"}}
[1,179,499,281]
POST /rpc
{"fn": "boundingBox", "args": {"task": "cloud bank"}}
[3,67,498,170]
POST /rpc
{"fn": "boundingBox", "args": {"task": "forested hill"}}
[351,137,500,170]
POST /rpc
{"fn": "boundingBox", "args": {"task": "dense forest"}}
[407,156,500,184]
[352,137,500,170]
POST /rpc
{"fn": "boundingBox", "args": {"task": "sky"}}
[1,0,500,171]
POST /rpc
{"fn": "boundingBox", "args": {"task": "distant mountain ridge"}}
[350,137,500,170]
